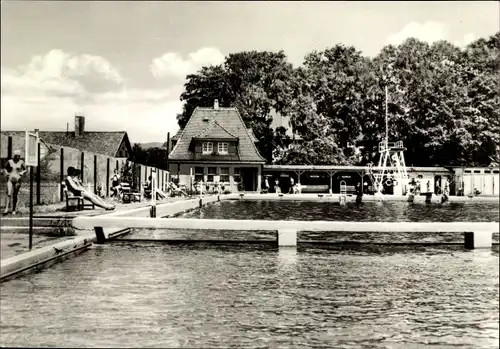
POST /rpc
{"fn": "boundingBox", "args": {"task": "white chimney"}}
[214,99,219,110]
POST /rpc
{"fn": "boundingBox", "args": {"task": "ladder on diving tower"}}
[371,140,409,195]
[339,180,347,204]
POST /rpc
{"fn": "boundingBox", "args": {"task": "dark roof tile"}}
[194,120,238,140]
[38,131,129,157]
[169,107,265,162]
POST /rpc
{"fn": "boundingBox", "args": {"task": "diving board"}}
[72,217,499,249]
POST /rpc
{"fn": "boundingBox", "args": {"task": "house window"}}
[417,175,423,179]
[202,142,213,154]
[207,167,216,182]
[218,142,229,155]
[465,170,472,173]
[220,168,229,183]
[194,167,204,182]
[234,168,241,183]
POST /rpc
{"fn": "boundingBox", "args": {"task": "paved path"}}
[0,196,190,261]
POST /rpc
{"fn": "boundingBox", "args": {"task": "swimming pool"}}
[177,200,500,222]
[1,199,499,348]
[1,243,498,348]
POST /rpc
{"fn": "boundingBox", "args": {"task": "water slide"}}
[155,189,168,199]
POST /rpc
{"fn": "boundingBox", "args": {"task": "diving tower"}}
[368,85,409,196]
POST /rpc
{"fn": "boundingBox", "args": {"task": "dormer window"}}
[218,142,228,155]
[202,142,213,154]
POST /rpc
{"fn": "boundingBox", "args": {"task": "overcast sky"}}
[1,1,498,143]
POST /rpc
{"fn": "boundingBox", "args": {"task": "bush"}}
[223,189,232,194]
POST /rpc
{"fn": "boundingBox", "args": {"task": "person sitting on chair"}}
[143,176,153,199]
[65,166,115,210]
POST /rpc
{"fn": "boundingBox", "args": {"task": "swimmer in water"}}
[3,150,27,215]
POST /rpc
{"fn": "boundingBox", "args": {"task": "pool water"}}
[1,243,498,348]
[178,200,500,222]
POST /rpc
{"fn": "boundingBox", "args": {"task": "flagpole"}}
[385,84,388,147]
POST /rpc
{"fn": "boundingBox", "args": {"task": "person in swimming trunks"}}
[65,167,115,210]
[3,150,27,215]
[110,169,121,199]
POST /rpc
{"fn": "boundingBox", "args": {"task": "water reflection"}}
[179,200,499,222]
[1,243,497,348]
[277,247,298,270]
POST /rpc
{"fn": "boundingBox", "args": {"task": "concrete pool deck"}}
[0,195,208,260]
[0,194,231,281]
[1,191,498,281]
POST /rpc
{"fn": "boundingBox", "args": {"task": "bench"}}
[300,185,330,193]
[61,182,95,211]
[345,185,356,194]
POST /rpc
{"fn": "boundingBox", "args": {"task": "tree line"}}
[134,32,499,168]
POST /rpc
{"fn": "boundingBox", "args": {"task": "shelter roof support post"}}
[294,170,305,184]
[328,171,336,194]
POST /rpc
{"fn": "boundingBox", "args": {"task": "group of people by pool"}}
[262,176,302,194]
[1,149,119,213]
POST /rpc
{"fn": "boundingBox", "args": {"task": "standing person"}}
[289,176,295,194]
[2,150,27,215]
[274,178,281,194]
[443,177,450,196]
[110,169,121,200]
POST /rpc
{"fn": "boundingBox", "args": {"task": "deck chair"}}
[169,182,188,196]
[142,182,153,199]
[121,182,141,203]
[61,181,95,211]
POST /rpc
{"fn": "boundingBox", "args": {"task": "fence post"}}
[137,164,141,189]
[94,155,97,194]
[36,142,41,205]
[60,148,64,201]
[7,136,12,159]
[166,132,170,172]
[80,152,84,183]
[106,158,110,197]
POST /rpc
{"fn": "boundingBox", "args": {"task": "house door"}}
[242,168,256,191]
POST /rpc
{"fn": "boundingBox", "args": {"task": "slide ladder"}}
[339,180,347,204]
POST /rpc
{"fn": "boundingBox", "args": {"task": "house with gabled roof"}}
[1,116,132,160]
[169,99,266,192]
[40,116,132,159]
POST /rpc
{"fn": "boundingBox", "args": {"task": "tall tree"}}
[177,50,296,163]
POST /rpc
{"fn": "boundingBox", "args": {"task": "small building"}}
[1,115,132,160]
[263,164,500,196]
[168,100,266,192]
[40,115,132,159]
[452,166,500,196]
